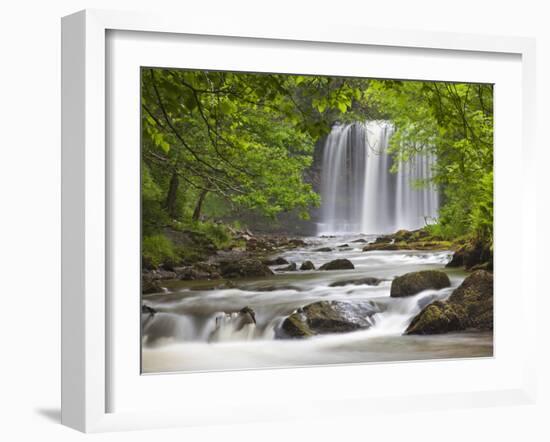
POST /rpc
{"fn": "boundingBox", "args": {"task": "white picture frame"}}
[61,9,537,433]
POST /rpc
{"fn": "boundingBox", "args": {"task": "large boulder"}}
[281,300,378,338]
[319,259,355,271]
[219,259,274,278]
[390,270,450,297]
[405,270,493,334]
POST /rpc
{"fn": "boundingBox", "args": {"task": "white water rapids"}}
[142,236,492,373]
[318,121,439,235]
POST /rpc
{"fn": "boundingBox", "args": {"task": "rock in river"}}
[390,270,450,297]
[405,270,493,334]
[281,300,378,338]
[262,256,289,266]
[276,262,297,272]
[141,276,164,294]
[319,258,355,271]
[313,247,333,252]
[300,260,315,270]
[219,259,274,278]
[329,277,384,287]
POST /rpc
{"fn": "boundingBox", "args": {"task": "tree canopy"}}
[141,67,493,264]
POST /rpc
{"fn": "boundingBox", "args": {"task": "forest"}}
[140,68,493,269]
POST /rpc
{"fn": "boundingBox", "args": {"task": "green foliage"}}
[366,80,493,245]
[172,219,234,250]
[141,68,369,230]
[142,234,178,267]
[140,67,493,249]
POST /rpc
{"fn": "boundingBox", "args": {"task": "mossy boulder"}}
[280,300,378,338]
[219,259,274,278]
[446,240,493,271]
[390,270,451,297]
[405,270,493,334]
[405,301,466,334]
[300,260,315,270]
[319,259,355,271]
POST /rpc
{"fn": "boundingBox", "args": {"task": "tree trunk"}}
[192,189,208,221]
[164,171,179,218]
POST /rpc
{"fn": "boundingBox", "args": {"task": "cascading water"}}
[318,121,439,235]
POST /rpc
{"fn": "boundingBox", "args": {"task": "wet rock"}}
[405,270,493,334]
[141,304,157,316]
[351,238,367,243]
[390,270,451,297]
[175,263,221,280]
[141,276,164,294]
[149,269,177,280]
[281,300,378,338]
[300,260,315,270]
[219,259,274,278]
[329,277,383,287]
[313,247,333,252]
[445,248,465,268]
[405,301,465,334]
[262,256,289,266]
[319,258,355,271]
[210,306,257,341]
[373,236,392,244]
[338,244,349,248]
[238,306,256,324]
[243,284,302,292]
[288,238,307,247]
[276,262,297,272]
[446,241,493,271]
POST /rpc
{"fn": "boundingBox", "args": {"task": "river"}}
[141,235,493,374]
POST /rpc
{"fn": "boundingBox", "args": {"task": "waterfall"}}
[318,121,438,235]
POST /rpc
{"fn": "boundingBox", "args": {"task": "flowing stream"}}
[142,236,492,373]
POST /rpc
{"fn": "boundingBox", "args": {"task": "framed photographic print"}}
[62,9,537,432]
